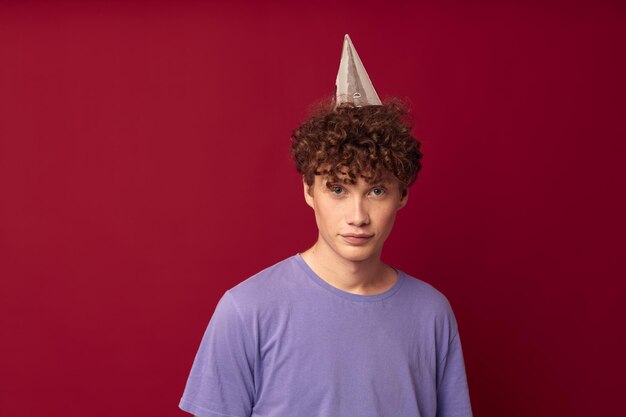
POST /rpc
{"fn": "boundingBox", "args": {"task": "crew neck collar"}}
[294,253,405,302]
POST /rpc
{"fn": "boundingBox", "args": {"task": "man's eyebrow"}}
[372,178,393,186]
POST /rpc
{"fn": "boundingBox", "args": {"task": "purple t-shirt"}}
[179,254,472,417]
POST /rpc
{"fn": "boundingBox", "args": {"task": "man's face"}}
[304,171,408,264]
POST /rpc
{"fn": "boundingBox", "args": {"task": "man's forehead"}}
[317,170,397,185]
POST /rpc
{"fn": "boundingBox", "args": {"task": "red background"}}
[1,1,624,416]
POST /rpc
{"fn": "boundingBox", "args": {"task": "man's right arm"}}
[178,291,256,417]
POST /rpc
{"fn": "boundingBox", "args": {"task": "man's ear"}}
[303,177,314,209]
[398,188,409,210]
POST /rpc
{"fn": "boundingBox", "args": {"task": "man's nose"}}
[346,197,370,226]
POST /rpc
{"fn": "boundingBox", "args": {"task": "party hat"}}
[334,34,382,108]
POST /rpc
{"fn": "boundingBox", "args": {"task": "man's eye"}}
[331,185,344,195]
[371,188,386,196]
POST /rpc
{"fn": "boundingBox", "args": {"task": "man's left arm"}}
[436,331,473,417]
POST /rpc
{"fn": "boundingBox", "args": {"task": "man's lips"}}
[340,233,374,245]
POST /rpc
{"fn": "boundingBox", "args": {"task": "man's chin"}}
[335,246,379,263]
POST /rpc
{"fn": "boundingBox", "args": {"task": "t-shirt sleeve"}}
[179,291,256,417]
[436,330,473,417]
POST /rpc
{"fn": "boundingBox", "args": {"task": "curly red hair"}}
[290,98,423,195]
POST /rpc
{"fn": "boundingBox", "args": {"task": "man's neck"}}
[300,241,397,296]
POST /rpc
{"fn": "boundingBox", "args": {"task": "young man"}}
[179,35,473,417]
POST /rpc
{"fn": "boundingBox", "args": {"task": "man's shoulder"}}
[224,254,303,307]
[398,270,456,316]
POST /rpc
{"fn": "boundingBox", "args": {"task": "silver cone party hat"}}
[334,34,382,108]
